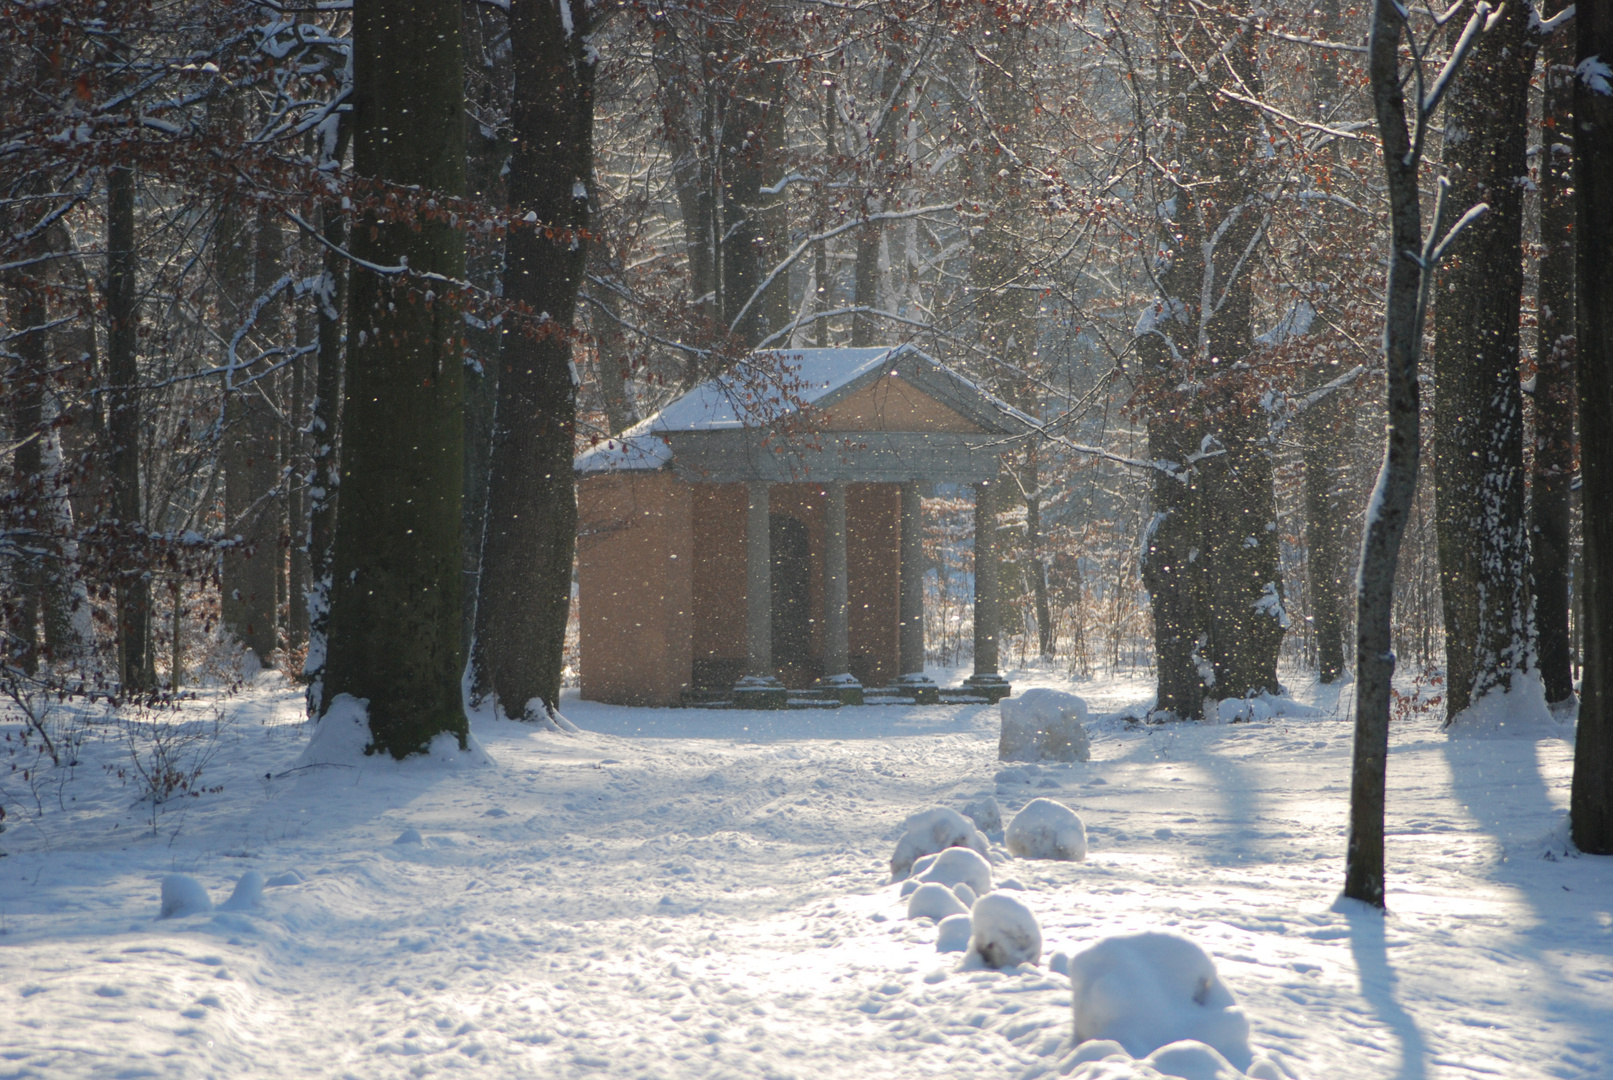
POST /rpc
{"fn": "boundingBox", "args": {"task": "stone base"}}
[962,673,1012,703]
[812,675,864,706]
[895,673,941,705]
[732,676,789,710]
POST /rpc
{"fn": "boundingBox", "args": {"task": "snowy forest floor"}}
[1,665,1610,1080]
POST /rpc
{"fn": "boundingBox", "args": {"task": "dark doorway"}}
[770,514,816,686]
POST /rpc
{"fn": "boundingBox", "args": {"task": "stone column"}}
[896,481,937,701]
[824,481,851,677]
[745,480,772,677]
[966,478,1011,702]
[737,480,787,707]
[898,481,925,675]
[814,481,861,704]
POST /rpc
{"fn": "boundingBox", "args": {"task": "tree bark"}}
[468,0,595,725]
[1431,0,1537,722]
[106,163,151,692]
[1571,0,1613,855]
[1531,10,1577,708]
[4,266,47,674]
[323,0,469,756]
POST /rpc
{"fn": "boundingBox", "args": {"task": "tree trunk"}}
[4,266,47,674]
[286,232,314,653]
[1431,0,1537,722]
[303,184,347,714]
[323,0,469,756]
[851,46,902,348]
[468,0,595,725]
[1571,0,1613,855]
[1531,11,1577,708]
[219,198,279,665]
[106,164,151,692]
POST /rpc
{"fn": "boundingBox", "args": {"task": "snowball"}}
[907,882,968,921]
[219,871,264,911]
[952,882,978,908]
[969,892,1041,968]
[1145,1040,1243,1080]
[159,874,212,919]
[936,913,973,952]
[890,806,990,879]
[1000,688,1091,762]
[1069,933,1252,1070]
[1007,798,1088,861]
[962,796,1003,834]
[912,846,994,896]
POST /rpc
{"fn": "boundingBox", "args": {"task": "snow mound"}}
[910,846,994,896]
[159,874,212,919]
[394,827,424,845]
[952,882,978,907]
[264,869,306,887]
[969,892,1041,968]
[963,796,1004,834]
[1056,1040,1288,1080]
[1445,671,1566,739]
[219,871,264,911]
[936,913,973,952]
[907,882,968,921]
[1001,688,1091,762]
[1069,933,1251,1070]
[1205,693,1322,725]
[890,806,990,879]
[296,694,494,768]
[1007,798,1088,861]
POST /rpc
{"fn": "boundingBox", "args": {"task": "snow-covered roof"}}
[576,345,1030,476]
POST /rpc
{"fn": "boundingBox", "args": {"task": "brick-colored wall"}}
[847,482,901,685]
[576,472,693,705]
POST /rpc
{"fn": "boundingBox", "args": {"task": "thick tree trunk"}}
[1571,0,1613,855]
[4,268,47,674]
[851,46,902,348]
[286,235,313,652]
[322,0,469,756]
[468,0,594,725]
[1431,0,1537,722]
[1531,13,1577,708]
[106,164,151,692]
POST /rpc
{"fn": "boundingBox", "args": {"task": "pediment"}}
[820,375,985,433]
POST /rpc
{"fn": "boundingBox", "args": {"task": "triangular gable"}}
[820,374,984,433]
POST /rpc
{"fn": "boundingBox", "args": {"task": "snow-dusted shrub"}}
[890,806,990,879]
[907,882,968,921]
[159,874,212,918]
[962,796,1003,834]
[1068,933,1251,1070]
[1000,688,1091,762]
[1007,797,1088,861]
[969,892,1041,968]
[936,914,972,952]
[911,846,993,896]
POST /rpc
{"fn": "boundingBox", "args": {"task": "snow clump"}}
[1000,687,1091,762]
[936,913,973,952]
[906,845,994,896]
[890,806,990,879]
[962,795,1003,834]
[952,881,978,907]
[1007,797,1088,861]
[907,882,968,921]
[969,892,1041,968]
[159,874,212,919]
[1068,932,1252,1071]
[219,871,264,911]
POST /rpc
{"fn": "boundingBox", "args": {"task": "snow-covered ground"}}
[1,666,1610,1080]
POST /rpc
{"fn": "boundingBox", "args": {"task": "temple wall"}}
[576,472,693,705]
[847,482,901,685]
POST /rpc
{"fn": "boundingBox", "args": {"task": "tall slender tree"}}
[321,0,470,756]
[469,0,596,726]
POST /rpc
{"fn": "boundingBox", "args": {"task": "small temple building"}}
[573,345,1027,707]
